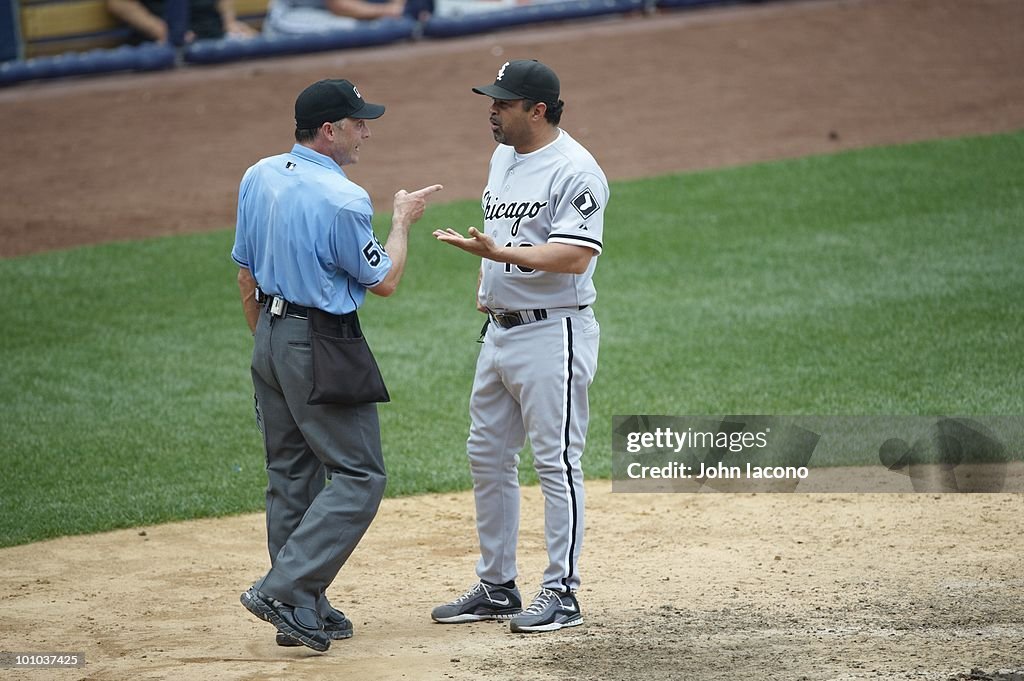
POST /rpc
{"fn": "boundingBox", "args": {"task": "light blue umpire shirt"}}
[231,144,392,315]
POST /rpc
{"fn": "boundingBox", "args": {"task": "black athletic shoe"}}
[431,582,522,623]
[241,588,331,652]
[276,607,353,646]
[276,632,303,647]
[323,607,354,639]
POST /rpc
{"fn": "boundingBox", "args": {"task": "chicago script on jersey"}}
[483,192,548,234]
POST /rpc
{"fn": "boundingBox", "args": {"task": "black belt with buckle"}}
[263,296,311,320]
[489,309,545,329]
[489,305,588,330]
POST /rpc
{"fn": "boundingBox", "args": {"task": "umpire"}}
[232,78,442,652]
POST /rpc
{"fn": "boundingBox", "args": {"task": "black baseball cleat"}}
[241,588,331,652]
[277,607,353,646]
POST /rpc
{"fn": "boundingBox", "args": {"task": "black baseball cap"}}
[472,60,560,105]
[294,79,385,128]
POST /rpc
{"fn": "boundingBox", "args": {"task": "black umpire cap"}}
[473,60,560,105]
[295,79,385,129]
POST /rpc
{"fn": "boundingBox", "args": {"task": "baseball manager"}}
[431,59,608,633]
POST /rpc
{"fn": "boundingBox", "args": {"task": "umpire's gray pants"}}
[249,309,386,613]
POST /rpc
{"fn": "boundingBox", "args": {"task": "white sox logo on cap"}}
[353,85,363,99]
[473,60,560,106]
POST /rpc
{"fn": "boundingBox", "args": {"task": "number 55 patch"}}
[362,236,385,268]
[571,188,600,220]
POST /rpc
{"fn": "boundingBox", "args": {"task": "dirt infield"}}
[1,481,1023,681]
[1,0,1023,679]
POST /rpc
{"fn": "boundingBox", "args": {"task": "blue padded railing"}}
[0,42,176,85]
[183,17,417,65]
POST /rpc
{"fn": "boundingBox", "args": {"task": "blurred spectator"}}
[106,0,257,43]
[433,0,524,17]
[262,0,408,37]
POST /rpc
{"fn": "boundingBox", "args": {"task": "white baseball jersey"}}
[477,129,609,312]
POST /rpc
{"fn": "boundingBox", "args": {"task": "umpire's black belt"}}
[262,294,312,320]
[488,305,588,329]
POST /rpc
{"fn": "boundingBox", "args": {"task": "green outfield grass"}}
[1,131,1022,547]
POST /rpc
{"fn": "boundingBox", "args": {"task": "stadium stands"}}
[1,0,768,86]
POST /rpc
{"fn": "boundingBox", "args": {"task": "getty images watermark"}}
[612,416,1023,493]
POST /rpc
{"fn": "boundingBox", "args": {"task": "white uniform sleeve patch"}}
[571,188,600,220]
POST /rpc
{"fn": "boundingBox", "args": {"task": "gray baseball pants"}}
[249,309,386,614]
[468,308,599,594]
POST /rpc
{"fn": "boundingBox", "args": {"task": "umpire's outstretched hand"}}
[393,184,444,228]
